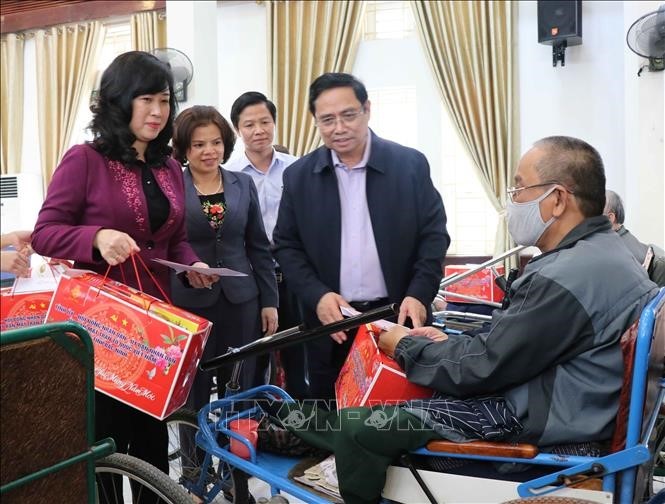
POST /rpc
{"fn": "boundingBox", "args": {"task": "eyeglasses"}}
[315,108,365,130]
[506,181,570,202]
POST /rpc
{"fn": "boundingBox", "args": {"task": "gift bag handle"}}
[101,253,172,305]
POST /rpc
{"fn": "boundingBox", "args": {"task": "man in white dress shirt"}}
[225,91,307,397]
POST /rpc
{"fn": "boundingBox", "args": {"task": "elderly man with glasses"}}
[269,135,658,504]
[273,72,450,402]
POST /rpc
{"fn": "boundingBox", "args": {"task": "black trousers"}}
[275,273,308,398]
[304,298,391,403]
[179,292,266,480]
[96,392,169,503]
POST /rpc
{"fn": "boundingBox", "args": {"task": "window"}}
[367,86,417,149]
[69,22,131,146]
[363,1,415,40]
[355,4,499,256]
[435,104,499,255]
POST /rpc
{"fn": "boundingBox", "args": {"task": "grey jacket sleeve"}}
[394,273,595,398]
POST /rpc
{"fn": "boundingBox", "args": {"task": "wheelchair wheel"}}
[95,452,192,504]
[165,408,251,503]
[646,414,665,500]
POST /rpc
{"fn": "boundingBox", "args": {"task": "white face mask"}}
[506,186,557,246]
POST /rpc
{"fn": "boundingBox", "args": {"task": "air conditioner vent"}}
[0,173,43,232]
[0,176,18,198]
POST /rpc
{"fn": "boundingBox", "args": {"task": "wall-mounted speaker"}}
[538,0,583,46]
[537,0,583,67]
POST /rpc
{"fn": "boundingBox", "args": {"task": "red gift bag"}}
[1,288,53,331]
[45,260,211,420]
[444,264,505,304]
[0,259,69,331]
[335,324,432,410]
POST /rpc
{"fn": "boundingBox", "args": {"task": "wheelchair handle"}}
[200,303,398,371]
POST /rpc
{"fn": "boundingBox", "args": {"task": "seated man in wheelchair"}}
[266,136,659,504]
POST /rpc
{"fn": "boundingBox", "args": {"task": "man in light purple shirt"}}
[273,73,449,399]
[331,137,389,306]
[226,91,307,397]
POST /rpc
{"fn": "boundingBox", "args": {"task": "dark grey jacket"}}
[171,167,278,310]
[617,226,665,287]
[273,131,450,324]
[395,216,658,446]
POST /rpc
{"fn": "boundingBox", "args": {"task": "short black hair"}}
[308,73,368,115]
[172,105,236,164]
[533,136,606,217]
[230,91,276,128]
[604,190,625,224]
[89,51,177,168]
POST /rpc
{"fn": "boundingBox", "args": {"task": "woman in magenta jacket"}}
[32,51,213,493]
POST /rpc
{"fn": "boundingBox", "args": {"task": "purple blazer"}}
[32,144,199,299]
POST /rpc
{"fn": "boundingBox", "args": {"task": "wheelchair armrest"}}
[425,439,539,458]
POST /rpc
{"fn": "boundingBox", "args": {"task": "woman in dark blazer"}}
[171,105,278,408]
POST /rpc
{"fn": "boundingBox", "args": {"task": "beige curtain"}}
[411,1,519,254]
[268,0,367,156]
[35,21,105,187]
[1,34,25,174]
[131,10,167,51]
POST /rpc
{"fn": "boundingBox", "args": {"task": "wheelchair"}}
[166,286,664,503]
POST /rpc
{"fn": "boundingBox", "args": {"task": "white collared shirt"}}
[331,136,388,301]
[225,149,297,242]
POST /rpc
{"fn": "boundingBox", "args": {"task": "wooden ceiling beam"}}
[1,1,166,34]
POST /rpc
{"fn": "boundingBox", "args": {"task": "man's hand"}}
[186,262,219,289]
[93,229,140,266]
[1,250,30,277]
[398,296,426,327]
[261,307,278,335]
[377,326,410,358]
[316,292,351,344]
[408,326,448,342]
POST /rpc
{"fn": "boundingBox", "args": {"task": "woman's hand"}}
[93,229,140,266]
[1,230,32,250]
[186,261,219,289]
[261,307,278,335]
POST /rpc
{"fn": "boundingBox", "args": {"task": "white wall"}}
[217,1,268,119]
[518,0,664,246]
[622,1,665,247]
[166,0,219,108]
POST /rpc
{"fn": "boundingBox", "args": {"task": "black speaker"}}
[537,0,583,46]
